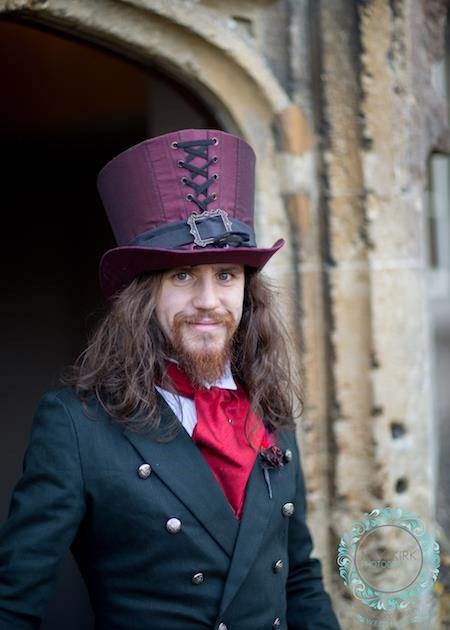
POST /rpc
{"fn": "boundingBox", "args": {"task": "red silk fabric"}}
[166,362,265,519]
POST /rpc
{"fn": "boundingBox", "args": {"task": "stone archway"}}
[1,0,294,275]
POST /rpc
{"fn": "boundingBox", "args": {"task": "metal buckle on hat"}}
[186,209,232,248]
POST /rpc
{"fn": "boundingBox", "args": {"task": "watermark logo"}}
[337,507,440,615]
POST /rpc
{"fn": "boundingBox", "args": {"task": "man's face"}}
[155,263,245,383]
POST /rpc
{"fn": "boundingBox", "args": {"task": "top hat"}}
[97,128,284,297]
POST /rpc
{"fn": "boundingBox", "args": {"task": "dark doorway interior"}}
[0,19,219,629]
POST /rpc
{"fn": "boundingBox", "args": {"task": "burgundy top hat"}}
[97,128,284,297]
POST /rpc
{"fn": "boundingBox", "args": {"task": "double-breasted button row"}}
[281,502,295,517]
[137,463,151,479]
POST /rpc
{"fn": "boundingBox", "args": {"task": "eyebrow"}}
[215,265,244,273]
[168,265,244,274]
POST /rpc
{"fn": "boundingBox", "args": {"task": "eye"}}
[217,271,232,281]
[174,270,190,281]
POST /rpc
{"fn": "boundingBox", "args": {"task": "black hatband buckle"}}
[186,209,232,248]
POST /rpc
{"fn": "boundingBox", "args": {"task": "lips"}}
[184,317,225,326]
[189,320,223,331]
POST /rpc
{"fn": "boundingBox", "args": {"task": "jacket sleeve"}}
[286,436,341,629]
[0,391,86,629]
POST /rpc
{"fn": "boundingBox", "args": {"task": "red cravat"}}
[166,362,265,519]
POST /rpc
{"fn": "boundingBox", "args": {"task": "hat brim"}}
[99,239,285,298]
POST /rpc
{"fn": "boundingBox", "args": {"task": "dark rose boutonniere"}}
[259,430,283,499]
[260,445,284,470]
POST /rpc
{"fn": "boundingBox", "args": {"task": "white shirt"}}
[155,364,237,437]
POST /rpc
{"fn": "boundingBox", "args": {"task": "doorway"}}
[0,18,219,628]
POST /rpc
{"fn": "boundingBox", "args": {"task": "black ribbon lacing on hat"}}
[174,138,250,247]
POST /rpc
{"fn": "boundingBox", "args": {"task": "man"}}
[0,129,340,629]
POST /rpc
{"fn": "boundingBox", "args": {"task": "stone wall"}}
[315,0,449,626]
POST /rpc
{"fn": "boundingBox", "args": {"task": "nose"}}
[191,275,221,311]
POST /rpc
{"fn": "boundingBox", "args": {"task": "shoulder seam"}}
[52,391,87,495]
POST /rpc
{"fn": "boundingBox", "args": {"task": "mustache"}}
[173,311,235,326]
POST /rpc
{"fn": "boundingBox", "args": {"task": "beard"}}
[165,310,238,387]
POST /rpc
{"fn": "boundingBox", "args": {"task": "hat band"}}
[129,212,256,250]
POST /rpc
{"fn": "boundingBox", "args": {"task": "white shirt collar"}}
[204,362,237,390]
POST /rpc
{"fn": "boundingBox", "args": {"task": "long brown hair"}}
[63,271,301,436]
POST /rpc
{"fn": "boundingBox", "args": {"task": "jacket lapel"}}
[218,451,284,615]
[122,396,239,557]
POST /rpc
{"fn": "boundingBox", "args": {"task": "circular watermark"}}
[337,507,440,613]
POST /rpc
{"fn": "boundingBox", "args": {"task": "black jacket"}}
[0,389,340,629]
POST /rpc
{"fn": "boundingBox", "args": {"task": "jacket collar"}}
[218,437,287,615]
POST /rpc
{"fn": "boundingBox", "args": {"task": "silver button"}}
[137,463,151,479]
[166,517,182,534]
[281,502,295,517]
[284,449,293,463]
[192,571,204,585]
[273,559,284,573]
[218,624,228,630]
[272,617,281,629]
